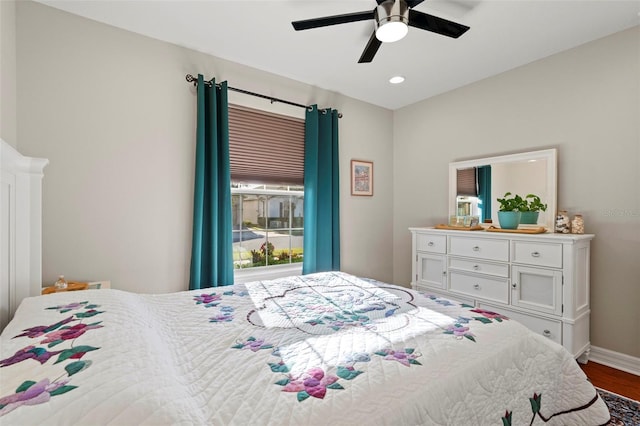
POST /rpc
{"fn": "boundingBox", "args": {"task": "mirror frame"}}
[448,149,557,230]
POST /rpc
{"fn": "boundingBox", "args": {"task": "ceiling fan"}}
[291,0,470,63]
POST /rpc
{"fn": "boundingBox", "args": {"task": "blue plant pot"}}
[498,211,521,229]
[520,211,540,225]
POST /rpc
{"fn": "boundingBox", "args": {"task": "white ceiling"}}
[36,0,640,110]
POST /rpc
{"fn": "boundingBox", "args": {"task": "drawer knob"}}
[473,284,480,290]
[531,251,541,257]
[428,242,434,247]
[473,265,480,270]
[543,330,551,337]
[442,271,447,276]
[472,246,480,252]
[512,283,517,289]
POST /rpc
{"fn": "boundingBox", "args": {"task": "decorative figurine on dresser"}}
[555,210,571,233]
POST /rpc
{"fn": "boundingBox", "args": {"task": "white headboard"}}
[0,139,48,331]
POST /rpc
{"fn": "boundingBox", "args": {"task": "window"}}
[228,105,305,275]
[231,184,303,270]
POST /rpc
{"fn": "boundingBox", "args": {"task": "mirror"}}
[448,149,557,230]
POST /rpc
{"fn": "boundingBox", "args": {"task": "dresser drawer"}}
[449,258,509,278]
[449,236,509,261]
[416,234,447,254]
[449,271,509,304]
[479,303,562,345]
[512,241,562,268]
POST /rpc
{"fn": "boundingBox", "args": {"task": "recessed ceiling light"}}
[389,76,405,84]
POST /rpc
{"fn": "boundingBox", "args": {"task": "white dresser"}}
[410,227,594,362]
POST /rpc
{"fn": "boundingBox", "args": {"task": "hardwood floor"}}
[580,361,640,401]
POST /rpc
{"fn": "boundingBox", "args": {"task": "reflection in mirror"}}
[456,166,492,222]
[449,149,557,230]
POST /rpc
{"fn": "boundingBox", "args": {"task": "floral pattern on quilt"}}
[0,302,103,416]
[501,391,600,425]
[246,280,417,335]
[277,367,344,402]
[45,301,99,314]
[421,294,509,340]
[209,274,511,404]
[266,345,420,402]
[0,272,611,424]
[375,348,422,367]
[194,291,247,322]
[231,337,274,352]
[471,308,509,323]
[444,323,476,341]
[422,293,457,307]
[193,290,248,308]
[209,306,235,323]
[194,293,222,307]
[501,392,599,426]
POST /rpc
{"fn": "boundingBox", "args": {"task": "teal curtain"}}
[303,106,340,274]
[477,165,492,223]
[189,76,234,289]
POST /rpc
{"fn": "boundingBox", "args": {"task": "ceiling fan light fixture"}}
[376,21,408,43]
[375,0,409,43]
[291,0,469,63]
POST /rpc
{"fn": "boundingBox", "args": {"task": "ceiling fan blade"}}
[377,0,424,8]
[292,10,375,31]
[358,32,382,63]
[406,0,425,8]
[408,9,470,38]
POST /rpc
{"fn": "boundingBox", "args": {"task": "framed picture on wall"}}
[351,160,373,196]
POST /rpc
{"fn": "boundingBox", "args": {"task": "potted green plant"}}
[519,194,547,224]
[496,192,523,229]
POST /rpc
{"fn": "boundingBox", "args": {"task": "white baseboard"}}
[589,346,640,377]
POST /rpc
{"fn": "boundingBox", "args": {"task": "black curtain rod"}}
[185,74,342,118]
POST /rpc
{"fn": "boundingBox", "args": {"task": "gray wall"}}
[393,26,640,358]
[15,1,394,294]
[0,0,18,147]
[12,1,639,359]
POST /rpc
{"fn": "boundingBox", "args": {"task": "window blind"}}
[456,167,478,196]
[228,104,305,185]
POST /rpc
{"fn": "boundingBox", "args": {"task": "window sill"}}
[233,263,303,284]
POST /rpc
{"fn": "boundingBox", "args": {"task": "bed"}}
[0,271,609,425]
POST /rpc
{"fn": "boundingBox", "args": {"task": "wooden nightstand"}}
[42,280,111,295]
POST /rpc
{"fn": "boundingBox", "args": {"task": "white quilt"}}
[0,272,609,425]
